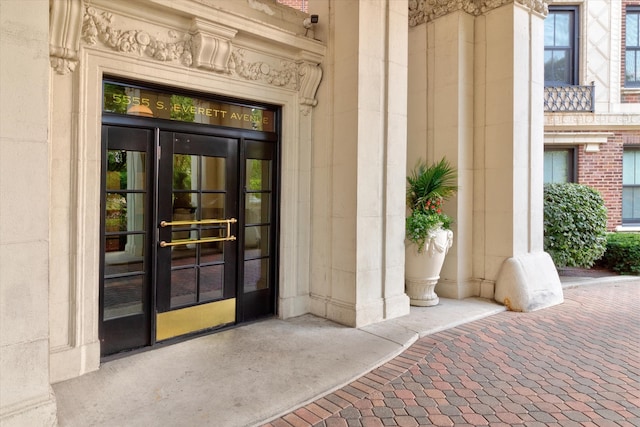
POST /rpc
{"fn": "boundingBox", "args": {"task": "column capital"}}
[408,0,548,27]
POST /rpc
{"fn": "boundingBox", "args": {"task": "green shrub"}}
[598,233,640,275]
[543,183,608,268]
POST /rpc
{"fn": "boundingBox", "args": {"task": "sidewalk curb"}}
[560,274,639,289]
[254,305,506,427]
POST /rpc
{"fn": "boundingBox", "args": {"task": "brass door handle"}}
[159,218,237,247]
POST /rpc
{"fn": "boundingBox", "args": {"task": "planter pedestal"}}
[405,228,453,306]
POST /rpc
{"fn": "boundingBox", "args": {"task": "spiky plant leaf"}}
[406,158,458,211]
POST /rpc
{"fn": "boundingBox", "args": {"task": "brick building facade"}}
[544,0,640,231]
[277,0,308,12]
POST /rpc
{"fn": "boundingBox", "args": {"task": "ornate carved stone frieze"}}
[229,49,298,90]
[408,0,548,27]
[79,5,321,107]
[514,0,548,16]
[50,0,84,74]
[82,6,194,66]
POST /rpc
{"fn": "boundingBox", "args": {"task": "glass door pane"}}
[169,153,228,308]
[240,140,277,322]
[156,131,238,340]
[100,125,152,356]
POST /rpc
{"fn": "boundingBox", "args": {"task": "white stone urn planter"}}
[405,227,453,306]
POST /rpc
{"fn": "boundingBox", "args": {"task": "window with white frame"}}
[623,148,640,224]
[545,6,579,85]
[626,6,640,88]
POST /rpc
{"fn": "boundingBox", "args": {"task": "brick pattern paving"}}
[262,282,640,426]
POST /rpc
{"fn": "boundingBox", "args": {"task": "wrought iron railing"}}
[544,83,595,112]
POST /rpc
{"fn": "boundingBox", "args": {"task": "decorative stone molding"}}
[545,113,640,130]
[79,4,320,106]
[544,131,614,153]
[190,19,237,73]
[298,61,323,108]
[50,0,84,74]
[408,0,548,27]
[229,49,298,90]
[82,6,193,66]
[514,0,548,16]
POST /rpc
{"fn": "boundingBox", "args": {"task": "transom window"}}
[623,148,640,225]
[544,148,576,184]
[626,7,640,87]
[544,7,579,86]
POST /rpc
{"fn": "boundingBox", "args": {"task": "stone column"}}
[408,0,562,311]
[310,0,410,327]
[478,2,563,311]
[0,0,58,425]
[425,11,476,300]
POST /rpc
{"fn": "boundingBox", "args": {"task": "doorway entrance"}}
[99,81,279,356]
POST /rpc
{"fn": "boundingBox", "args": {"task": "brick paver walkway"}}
[262,281,640,427]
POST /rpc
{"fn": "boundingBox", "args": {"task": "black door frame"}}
[99,112,280,357]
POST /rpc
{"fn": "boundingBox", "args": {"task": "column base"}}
[434,278,479,299]
[384,292,411,317]
[50,341,101,384]
[494,252,564,312]
[1,392,57,427]
[278,294,310,319]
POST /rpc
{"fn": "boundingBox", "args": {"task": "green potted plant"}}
[405,158,458,306]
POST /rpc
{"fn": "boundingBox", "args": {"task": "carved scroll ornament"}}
[50,0,84,74]
[298,61,323,108]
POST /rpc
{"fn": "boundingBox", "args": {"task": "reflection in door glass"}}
[244,258,269,292]
[245,194,269,224]
[245,226,269,256]
[104,247,145,276]
[105,193,146,235]
[202,157,226,190]
[200,265,224,301]
[169,153,229,309]
[246,159,270,190]
[201,193,225,225]
[104,276,144,320]
[103,149,147,320]
[171,241,197,266]
[171,267,197,307]
[173,153,197,213]
[107,150,146,190]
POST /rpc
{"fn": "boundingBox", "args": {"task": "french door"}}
[100,120,277,356]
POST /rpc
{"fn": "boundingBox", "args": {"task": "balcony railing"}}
[544,83,595,112]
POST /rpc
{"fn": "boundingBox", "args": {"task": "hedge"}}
[543,183,608,268]
[598,233,640,275]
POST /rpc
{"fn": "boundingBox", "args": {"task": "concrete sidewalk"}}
[53,274,637,427]
[54,298,504,427]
